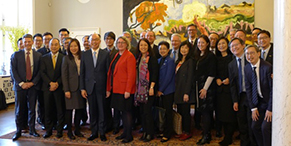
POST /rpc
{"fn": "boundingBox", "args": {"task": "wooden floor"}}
[0,104,240,146]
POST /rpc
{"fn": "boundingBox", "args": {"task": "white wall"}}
[34,0,274,47]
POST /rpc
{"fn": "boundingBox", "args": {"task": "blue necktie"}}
[252,67,258,106]
[238,58,242,93]
[93,51,97,67]
[173,50,176,61]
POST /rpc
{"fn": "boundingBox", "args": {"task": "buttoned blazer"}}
[244,59,272,111]
[62,56,79,92]
[106,49,136,94]
[158,55,175,95]
[10,49,42,91]
[80,49,110,95]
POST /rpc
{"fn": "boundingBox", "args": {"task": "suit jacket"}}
[104,47,118,62]
[174,58,194,104]
[158,55,175,95]
[106,49,136,94]
[80,49,110,95]
[37,46,50,56]
[62,56,79,92]
[245,59,272,111]
[265,43,273,65]
[40,53,64,91]
[228,55,248,104]
[136,55,159,94]
[152,44,161,59]
[129,45,138,58]
[10,49,42,91]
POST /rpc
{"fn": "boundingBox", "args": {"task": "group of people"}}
[11,25,273,146]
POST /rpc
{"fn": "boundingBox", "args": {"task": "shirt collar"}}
[51,52,59,57]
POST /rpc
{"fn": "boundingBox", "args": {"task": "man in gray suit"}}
[80,33,110,141]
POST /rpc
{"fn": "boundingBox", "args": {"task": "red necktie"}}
[26,52,32,81]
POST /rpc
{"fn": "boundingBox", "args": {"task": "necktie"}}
[261,51,265,60]
[252,67,258,106]
[93,51,97,67]
[191,40,194,45]
[26,52,32,81]
[173,50,176,61]
[52,54,56,69]
[238,58,242,93]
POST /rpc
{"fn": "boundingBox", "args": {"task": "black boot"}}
[197,134,211,145]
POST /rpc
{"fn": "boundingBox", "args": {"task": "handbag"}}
[172,110,182,135]
[0,90,7,110]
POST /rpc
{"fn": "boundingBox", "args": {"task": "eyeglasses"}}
[117,41,126,45]
[258,36,269,40]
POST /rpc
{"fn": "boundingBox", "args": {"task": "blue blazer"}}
[80,49,110,95]
[158,55,175,95]
[10,49,42,91]
[245,59,272,111]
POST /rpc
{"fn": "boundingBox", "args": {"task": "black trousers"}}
[194,106,202,128]
[81,98,88,123]
[251,107,271,146]
[177,103,191,134]
[201,110,212,135]
[37,90,45,124]
[161,93,174,138]
[15,88,37,132]
[140,96,155,135]
[87,84,105,135]
[44,90,65,133]
[65,109,83,133]
[222,121,236,143]
[104,95,113,131]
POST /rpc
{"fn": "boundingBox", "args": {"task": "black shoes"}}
[29,131,40,137]
[67,133,76,140]
[219,139,232,146]
[197,134,211,145]
[161,137,169,142]
[121,138,133,143]
[139,133,146,141]
[43,132,52,138]
[113,128,119,135]
[87,134,98,141]
[115,134,125,140]
[100,135,107,141]
[12,132,21,141]
[56,132,63,138]
[74,131,84,137]
[143,134,153,142]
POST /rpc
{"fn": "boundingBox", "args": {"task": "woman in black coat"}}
[215,37,236,146]
[174,41,194,141]
[135,38,159,142]
[193,35,217,145]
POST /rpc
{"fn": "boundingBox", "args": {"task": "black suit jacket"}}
[10,49,42,91]
[37,46,50,56]
[245,59,272,111]
[80,49,110,95]
[228,55,249,104]
[104,47,118,62]
[40,53,64,91]
[152,44,161,59]
[265,43,273,65]
[129,45,138,58]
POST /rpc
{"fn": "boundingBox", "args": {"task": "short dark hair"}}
[235,29,246,36]
[229,37,245,46]
[187,24,197,29]
[43,32,53,37]
[22,34,33,40]
[158,41,170,50]
[59,28,70,34]
[245,45,260,52]
[17,38,22,44]
[33,33,42,40]
[252,27,262,32]
[258,30,271,38]
[104,31,116,41]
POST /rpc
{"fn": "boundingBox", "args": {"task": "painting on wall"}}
[123,0,255,44]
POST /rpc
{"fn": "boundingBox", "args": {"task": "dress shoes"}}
[112,129,119,135]
[219,139,232,146]
[12,132,21,141]
[156,133,164,138]
[139,133,146,141]
[196,134,211,145]
[121,138,133,143]
[87,134,98,141]
[29,131,40,137]
[115,134,125,140]
[43,132,52,138]
[56,132,63,138]
[41,126,46,130]
[67,133,76,140]
[179,133,192,141]
[161,137,169,142]
[216,131,222,138]
[143,134,153,142]
[74,131,84,137]
[100,135,107,141]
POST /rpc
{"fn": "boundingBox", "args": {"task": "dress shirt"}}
[188,38,196,45]
[170,48,179,62]
[251,59,262,98]
[51,52,59,65]
[236,54,246,92]
[209,47,216,54]
[260,44,271,60]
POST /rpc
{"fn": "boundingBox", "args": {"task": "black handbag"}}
[0,90,7,110]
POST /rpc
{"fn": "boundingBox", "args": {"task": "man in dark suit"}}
[258,30,273,65]
[33,33,43,51]
[37,32,53,55]
[103,31,119,134]
[146,30,161,58]
[82,35,90,51]
[11,34,42,141]
[169,33,181,62]
[61,37,72,55]
[41,38,65,139]
[58,28,70,54]
[244,45,272,146]
[228,38,253,146]
[80,33,110,141]
[123,31,137,58]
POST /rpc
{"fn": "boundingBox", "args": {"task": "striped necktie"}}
[252,67,258,106]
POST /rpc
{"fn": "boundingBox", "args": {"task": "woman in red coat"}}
[106,36,136,143]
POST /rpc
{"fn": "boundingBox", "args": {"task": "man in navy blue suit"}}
[244,45,272,146]
[11,34,42,141]
[80,33,110,141]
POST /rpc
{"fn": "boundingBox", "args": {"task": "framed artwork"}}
[123,0,254,44]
